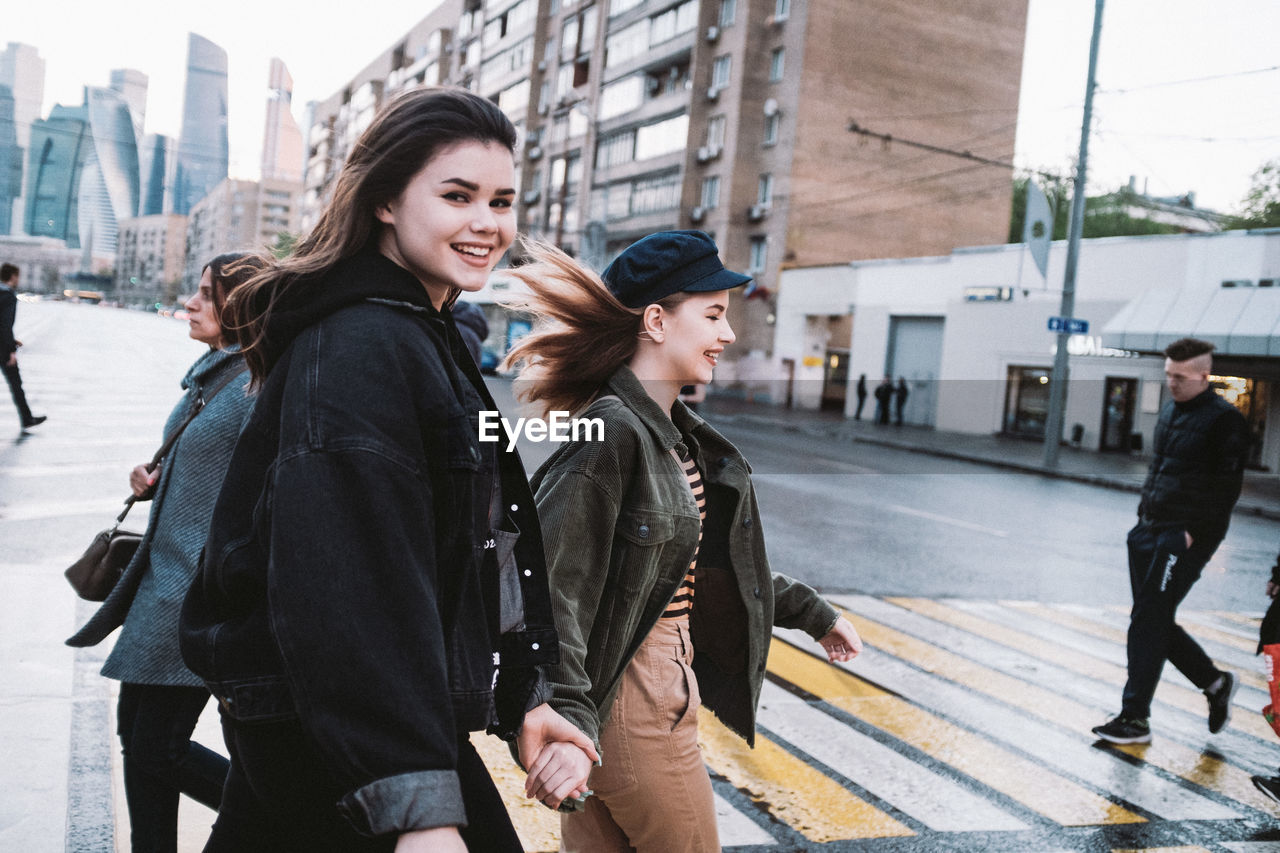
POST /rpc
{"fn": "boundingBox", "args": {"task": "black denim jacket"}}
[179,252,556,836]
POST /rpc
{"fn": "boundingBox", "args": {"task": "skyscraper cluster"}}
[0,33,233,255]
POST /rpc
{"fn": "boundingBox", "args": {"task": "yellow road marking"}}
[842,610,1280,814]
[889,597,1276,742]
[767,639,1144,826]
[1009,601,1266,692]
[698,708,914,841]
[1209,609,1265,629]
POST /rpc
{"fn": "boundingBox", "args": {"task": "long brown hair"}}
[502,240,689,416]
[224,87,517,383]
[204,252,267,341]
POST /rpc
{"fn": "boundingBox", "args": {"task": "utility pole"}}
[1043,0,1105,467]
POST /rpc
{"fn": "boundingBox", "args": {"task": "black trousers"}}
[205,715,523,852]
[2,359,33,425]
[117,682,229,853]
[1121,521,1223,719]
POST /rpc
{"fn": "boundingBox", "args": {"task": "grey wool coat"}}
[67,346,254,686]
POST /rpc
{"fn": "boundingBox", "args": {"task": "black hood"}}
[255,249,439,376]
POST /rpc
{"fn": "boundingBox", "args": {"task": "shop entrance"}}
[1100,376,1137,452]
[1003,365,1052,438]
[820,350,849,412]
[1212,375,1270,470]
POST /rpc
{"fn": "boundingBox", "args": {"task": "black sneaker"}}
[1206,671,1238,734]
[1091,715,1151,744]
[1253,774,1280,807]
[22,414,46,429]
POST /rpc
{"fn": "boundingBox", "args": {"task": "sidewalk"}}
[700,396,1280,524]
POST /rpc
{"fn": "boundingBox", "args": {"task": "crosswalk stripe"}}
[757,681,1030,832]
[698,708,914,842]
[766,638,1145,826]
[825,597,1243,820]
[712,793,777,847]
[962,600,1269,702]
[826,600,1280,815]
[1221,842,1280,851]
[888,597,1280,746]
[1040,601,1269,693]
[1112,846,1213,853]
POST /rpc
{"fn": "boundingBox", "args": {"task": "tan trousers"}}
[560,619,720,852]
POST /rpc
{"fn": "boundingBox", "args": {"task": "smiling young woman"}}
[178,88,595,853]
[503,231,863,852]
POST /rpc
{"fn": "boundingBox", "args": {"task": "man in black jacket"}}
[1,263,45,430]
[1093,338,1249,744]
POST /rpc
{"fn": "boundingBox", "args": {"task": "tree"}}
[1008,174,1183,242]
[270,231,300,259]
[1230,158,1280,229]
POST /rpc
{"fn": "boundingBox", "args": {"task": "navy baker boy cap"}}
[602,230,753,309]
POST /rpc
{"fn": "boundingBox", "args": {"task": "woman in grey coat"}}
[68,253,264,853]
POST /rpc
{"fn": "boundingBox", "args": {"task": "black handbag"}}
[64,362,249,601]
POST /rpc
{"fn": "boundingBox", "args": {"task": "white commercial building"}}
[774,228,1280,474]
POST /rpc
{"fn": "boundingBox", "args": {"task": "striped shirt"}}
[663,448,705,620]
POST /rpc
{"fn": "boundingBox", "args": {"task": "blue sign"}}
[1048,316,1089,334]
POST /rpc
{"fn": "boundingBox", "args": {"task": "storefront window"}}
[1211,374,1269,469]
[1003,365,1052,438]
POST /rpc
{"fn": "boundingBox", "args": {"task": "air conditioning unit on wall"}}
[689,205,706,223]
[747,204,768,222]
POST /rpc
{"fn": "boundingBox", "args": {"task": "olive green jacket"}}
[530,365,839,751]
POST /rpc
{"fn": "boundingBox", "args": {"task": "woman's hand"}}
[517,703,598,809]
[394,826,467,852]
[819,616,863,663]
[524,741,595,810]
[1267,580,1278,599]
[129,464,159,498]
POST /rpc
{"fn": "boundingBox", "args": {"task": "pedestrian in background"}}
[503,231,862,852]
[894,377,909,426]
[854,373,867,420]
[179,87,594,853]
[874,375,893,425]
[1,262,46,430]
[451,300,488,366]
[1251,548,1280,805]
[66,252,264,853]
[1093,338,1249,745]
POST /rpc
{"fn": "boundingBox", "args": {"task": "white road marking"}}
[888,504,1009,537]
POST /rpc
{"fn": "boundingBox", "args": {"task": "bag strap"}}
[112,360,250,525]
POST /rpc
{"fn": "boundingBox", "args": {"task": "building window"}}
[610,0,644,16]
[769,48,785,82]
[748,236,768,273]
[598,74,645,119]
[757,173,773,205]
[635,113,689,160]
[706,114,726,148]
[711,55,732,90]
[718,0,736,27]
[773,0,790,20]
[763,112,780,146]
[700,175,720,209]
[596,129,636,169]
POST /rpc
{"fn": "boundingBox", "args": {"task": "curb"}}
[714,412,1280,524]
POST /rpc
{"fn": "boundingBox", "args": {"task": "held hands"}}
[394,826,467,852]
[819,616,863,663]
[1267,581,1278,599]
[517,703,599,810]
[129,464,160,498]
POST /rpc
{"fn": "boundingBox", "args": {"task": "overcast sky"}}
[7,0,1279,213]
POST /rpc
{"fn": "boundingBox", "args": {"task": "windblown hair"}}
[0,263,17,282]
[222,87,518,384]
[203,252,267,341]
[502,239,689,416]
[1164,337,1215,362]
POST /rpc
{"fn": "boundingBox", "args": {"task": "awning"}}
[1101,286,1280,357]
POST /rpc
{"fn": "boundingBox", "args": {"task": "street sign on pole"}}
[1047,316,1090,335]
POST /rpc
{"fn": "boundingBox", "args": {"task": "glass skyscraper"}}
[174,33,228,215]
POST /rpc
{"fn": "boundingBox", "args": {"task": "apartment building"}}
[302,0,1029,369]
[182,176,303,291]
[115,213,187,306]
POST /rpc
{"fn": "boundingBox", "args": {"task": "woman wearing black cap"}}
[503,231,862,851]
